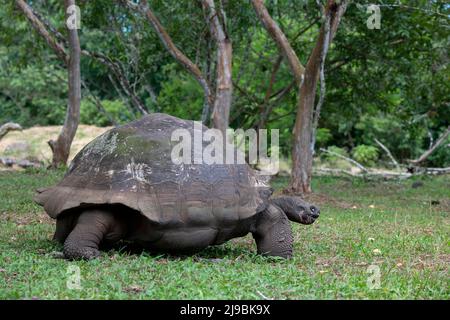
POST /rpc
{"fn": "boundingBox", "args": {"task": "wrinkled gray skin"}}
[62,196,319,260]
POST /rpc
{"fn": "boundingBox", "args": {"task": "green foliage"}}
[351,145,379,166]
[80,99,134,126]
[326,146,349,157]
[426,128,450,166]
[355,114,416,160]
[0,0,448,166]
[0,62,67,126]
[316,128,333,148]
[322,145,349,164]
[156,64,203,121]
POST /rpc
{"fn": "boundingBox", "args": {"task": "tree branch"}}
[134,0,213,121]
[374,138,401,171]
[0,122,22,140]
[15,0,68,64]
[17,0,148,115]
[251,0,305,84]
[320,147,369,173]
[257,55,283,129]
[81,50,148,115]
[409,126,450,164]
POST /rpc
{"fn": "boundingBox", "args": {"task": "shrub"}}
[322,145,349,162]
[80,99,135,126]
[315,128,333,148]
[351,144,379,166]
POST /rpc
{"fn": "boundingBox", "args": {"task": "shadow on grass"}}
[102,240,257,262]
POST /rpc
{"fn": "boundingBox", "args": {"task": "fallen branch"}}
[314,168,358,177]
[0,122,22,140]
[315,166,450,179]
[314,168,413,180]
[409,126,450,164]
[416,166,450,175]
[319,148,369,173]
[374,138,401,171]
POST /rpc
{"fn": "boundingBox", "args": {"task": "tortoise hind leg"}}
[63,209,126,260]
[252,204,293,258]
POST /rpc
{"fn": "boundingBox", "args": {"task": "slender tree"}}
[201,0,233,135]
[46,0,81,167]
[16,0,81,167]
[252,0,347,193]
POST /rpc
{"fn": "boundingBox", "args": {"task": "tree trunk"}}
[289,1,347,193]
[202,0,233,135]
[16,0,82,167]
[212,38,232,134]
[291,74,317,193]
[48,0,81,167]
[251,0,347,193]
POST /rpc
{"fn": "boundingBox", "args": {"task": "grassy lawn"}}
[0,169,448,299]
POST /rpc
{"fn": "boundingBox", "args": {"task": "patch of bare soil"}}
[433,199,450,213]
[411,254,450,271]
[304,193,356,209]
[1,211,53,226]
[0,125,111,165]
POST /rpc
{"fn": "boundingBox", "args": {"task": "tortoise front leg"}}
[63,209,125,260]
[252,204,293,258]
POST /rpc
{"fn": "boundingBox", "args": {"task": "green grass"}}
[0,169,449,299]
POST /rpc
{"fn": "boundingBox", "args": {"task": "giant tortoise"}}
[35,113,320,260]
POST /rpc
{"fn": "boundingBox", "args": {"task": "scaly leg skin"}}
[63,209,125,260]
[252,204,293,258]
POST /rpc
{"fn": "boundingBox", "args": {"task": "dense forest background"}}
[1,0,449,167]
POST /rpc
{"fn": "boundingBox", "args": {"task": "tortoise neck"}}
[270,197,298,223]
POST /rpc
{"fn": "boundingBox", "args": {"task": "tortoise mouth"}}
[308,212,320,219]
[301,211,319,224]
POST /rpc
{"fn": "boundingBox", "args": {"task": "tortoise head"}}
[271,196,320,225]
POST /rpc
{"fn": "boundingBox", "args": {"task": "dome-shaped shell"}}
[35,114,271,227]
